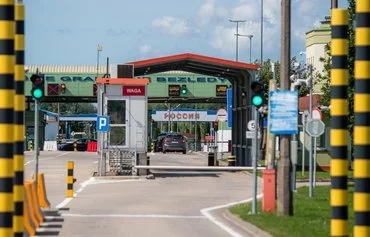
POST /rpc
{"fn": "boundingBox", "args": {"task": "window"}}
[107,100,127,146]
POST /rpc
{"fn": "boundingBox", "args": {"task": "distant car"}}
[162,133,187,154]
[155,132,169,152]
[58,139,97,151]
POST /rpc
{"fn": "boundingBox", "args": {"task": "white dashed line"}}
[24,152,70,166]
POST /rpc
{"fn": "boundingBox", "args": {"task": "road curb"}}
[223,209,273,237]
[92,175,142,180]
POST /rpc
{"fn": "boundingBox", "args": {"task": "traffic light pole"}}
[34,100,39,187]
[252,107,259,214]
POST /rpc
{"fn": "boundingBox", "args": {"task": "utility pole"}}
[277,0,293,216]
[236,34,254,63]
[331,0,338,9]
[97,44,103,78]
[229,20,246,61]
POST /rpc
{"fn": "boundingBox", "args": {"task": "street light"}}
[97,44,103,78]
[229,19,246,62]
[236,34,254,63]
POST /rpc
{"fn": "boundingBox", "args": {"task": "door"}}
[105,98,128,148]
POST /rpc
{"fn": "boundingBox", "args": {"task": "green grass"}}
[230,185,354,237]
[296,170,353,181]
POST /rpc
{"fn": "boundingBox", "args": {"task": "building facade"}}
[305,17,331,94]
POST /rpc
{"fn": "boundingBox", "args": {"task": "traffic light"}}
[250,81,264,108]
[30,74,45,100]
[181,84,187,95]
[60,83,66,94]
[213,121,219,131]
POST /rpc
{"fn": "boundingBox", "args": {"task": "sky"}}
[24,0,348,66]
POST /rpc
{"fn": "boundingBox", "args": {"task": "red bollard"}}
[263,169,276,212]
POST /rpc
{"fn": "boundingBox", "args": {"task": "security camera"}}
[24,66,29,73]
[299,51,305,56]
[290,74,296,82]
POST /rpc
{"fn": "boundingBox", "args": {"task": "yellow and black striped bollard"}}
[13,2,24,236]
[151,142,154,154]
[74,139,77,152]
[0,0,15,236]
[330,8,349,237]
[354,1,370,236]
[67,161,74,198]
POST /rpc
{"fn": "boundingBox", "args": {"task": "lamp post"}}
[236,34,254,63]
[97,44,103,78]
[229,20,246,62]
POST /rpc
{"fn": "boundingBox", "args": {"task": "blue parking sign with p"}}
[97,116,109,132]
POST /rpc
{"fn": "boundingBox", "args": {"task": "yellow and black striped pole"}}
[13,2,24,236]
[0,0,15,236]
[354,1,370,236]
[73,139,77,152]
[67,161,74,197]
[330,8,349,237]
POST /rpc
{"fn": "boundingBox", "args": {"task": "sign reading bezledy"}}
[270,90,298,135]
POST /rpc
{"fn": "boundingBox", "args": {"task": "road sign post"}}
[306,119,325,196]
[97,116,109,176]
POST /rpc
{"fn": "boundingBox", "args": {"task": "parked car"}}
[155,132,169,152]
[162,133,187,154]
[58,139,97,151]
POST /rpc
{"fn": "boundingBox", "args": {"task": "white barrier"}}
[43,141,58,151]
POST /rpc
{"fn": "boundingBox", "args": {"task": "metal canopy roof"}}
[129,53,258,79]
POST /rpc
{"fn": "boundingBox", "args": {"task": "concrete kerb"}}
[223,209,273,237]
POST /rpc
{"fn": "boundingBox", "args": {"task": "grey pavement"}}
[25,151,265,237]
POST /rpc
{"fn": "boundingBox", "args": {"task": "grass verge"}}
[230,185,354,237]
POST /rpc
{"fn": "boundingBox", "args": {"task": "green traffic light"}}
[181,89,187,94]
[252,95,263,107]
[32,88,44,99]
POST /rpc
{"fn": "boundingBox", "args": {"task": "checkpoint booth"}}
[96,77,149,176]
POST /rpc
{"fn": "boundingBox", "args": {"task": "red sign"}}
[122,86,145,96]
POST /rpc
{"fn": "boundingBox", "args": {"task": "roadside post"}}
[306,118,325,193]
[96,116,109,176]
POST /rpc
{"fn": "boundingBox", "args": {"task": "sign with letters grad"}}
[270,90,298,135]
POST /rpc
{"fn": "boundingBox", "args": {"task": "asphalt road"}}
[24,151,262,237]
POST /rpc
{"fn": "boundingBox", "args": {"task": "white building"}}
[305,17,331,94]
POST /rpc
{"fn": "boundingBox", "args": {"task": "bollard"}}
[28,140,33,151]
[208,152,215,166]
[262,169,276,212]
[151,142,155,154]
[147,156,150,175]
[73,139,77,152]
[67,161,75,197]
[227,155,236,166]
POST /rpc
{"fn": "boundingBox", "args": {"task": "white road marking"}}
[93,161,98,164]
[87,178,144,185]
[62,213,206,219]
[24,152,70,166]
[55,198,73,209]
[76,177,94,193]
[200,194,263,237]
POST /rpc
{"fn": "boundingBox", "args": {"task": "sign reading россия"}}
[151,110,217,122]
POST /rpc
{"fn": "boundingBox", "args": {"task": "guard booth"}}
[96,77,149,176]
